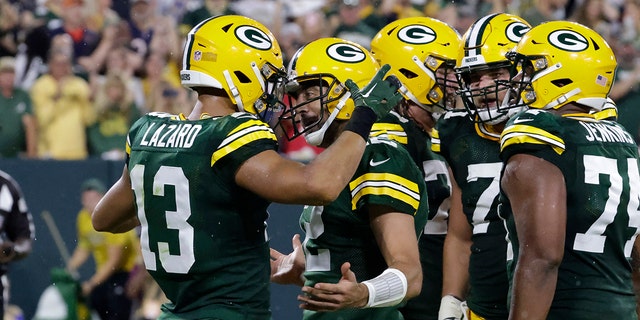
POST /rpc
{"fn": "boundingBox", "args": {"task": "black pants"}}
[89,271,133,320]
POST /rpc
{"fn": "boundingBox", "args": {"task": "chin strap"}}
[224,69,243,111]
[305,93,351,146]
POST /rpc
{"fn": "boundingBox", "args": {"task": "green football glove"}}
[345,64,403,120]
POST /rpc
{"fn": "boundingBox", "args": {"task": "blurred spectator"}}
[0,0,20,57]
[155,0,189,19]
[0,56,37,158]
[140,51,182,111]
[89,44,145,112]
[180,0,236,36]
[12,2,50,89]
[66,178,137,320]
[88,73,141,160]
[147,79,193,115]
[389,0,426,21]
[520,0,568,25]
[435,2,479,34]
[47,0,104,75]
[298,10,331,41]
[568,0,618,39]
[85,0,121,34]
[30,50,95,159]
[126,0,157,64]
[609,38,640,144]
[148,14,182,83]
[279,21,304,66]
[331,0,378,49]
[0,169,35,319]
[619,0,639,45]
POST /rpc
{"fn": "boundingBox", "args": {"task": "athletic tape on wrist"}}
[361,268,407,308]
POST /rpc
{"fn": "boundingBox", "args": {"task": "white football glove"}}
[438,295,466,320]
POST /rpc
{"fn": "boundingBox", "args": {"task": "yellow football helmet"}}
[370,17,461,115]
[180,15,286,118]
[280,37,379,145]
[507,21,617,111]
[456,13,531,124]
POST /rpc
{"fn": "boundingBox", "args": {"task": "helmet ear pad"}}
[180,15,285,114]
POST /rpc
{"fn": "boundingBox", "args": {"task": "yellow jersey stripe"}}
[228,119,270,136]
[371,123,408,145]
[349,173,420,212]
[211,125,277,166]
[431,129,441,152]
[501,124,565,155]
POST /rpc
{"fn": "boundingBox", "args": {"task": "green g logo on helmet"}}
[547,29,589,52]
[397,25,436,45]
[505,22,530,43]
[235,25,272,50]
[326,43,366,63]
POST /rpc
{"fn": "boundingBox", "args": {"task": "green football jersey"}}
[373,111,452,320]
[500,109,640,319]
[300,136,429,320]
[126,112,279,319]
[432,110,509,319]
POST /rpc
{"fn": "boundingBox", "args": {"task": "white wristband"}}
[438,294,465,320]
[361,268,408,308]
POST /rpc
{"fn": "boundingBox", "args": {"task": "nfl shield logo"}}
[194,51,202,61]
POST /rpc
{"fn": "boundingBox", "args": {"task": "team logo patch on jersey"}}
[193,50,202,61]
[505,22,530,43]
[326,43,366,63]
[548,29,589,52]
[397,25,437,45]
[235,25,272,50]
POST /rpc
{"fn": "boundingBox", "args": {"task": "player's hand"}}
[345,64,403,120]
[298,262,368,311]
[270,234,306,286]
[438,294,467,320]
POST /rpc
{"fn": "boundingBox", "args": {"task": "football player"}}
[431,13,531,320]
[275,37,429,320]
[91,15,402,319]
[500,20,640,319]
[369,16,461,320]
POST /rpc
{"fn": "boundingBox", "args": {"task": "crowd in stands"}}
[0,0,639,161]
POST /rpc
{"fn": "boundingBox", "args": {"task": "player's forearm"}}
[303,131,367,201]
[509,257,558,320]
[441,233,471,298]
[93,171,137,232]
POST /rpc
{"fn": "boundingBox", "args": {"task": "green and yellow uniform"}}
[126,111,278,319]
[432,110,509,319]
[500,109,640,319]
[373,111,452,320]
[301,135,429,320]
